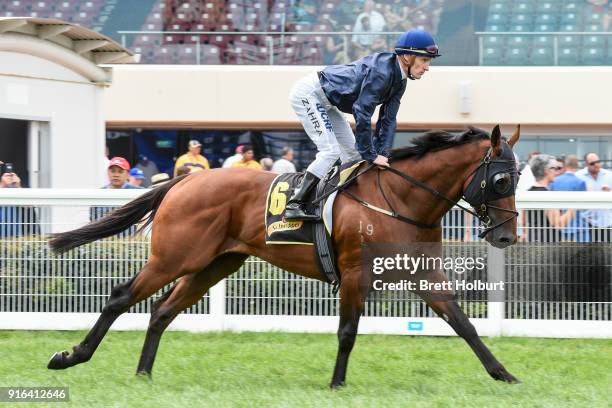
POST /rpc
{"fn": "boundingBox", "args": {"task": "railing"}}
[117,30,404,65]
[0,189,610,338]
[475,31,612,66]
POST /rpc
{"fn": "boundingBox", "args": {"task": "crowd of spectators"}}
[3,145,612,242]
[450,151,612,243]
[135,0,443,64]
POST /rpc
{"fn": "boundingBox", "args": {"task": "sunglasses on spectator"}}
[549,166,563,171]
[588,160,601,166]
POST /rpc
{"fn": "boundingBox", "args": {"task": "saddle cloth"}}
[264,160,364,245]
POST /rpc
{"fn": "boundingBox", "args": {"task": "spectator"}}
[576,152,612,241]
[383,0,409,31]
[525,154,576,242]
[551,158,564,178]
[551,155,586,191]
[222,145,244,168]
[334,0,366,28]
[174,140,210,176]
[549,155,590,242]
[0,166,39,237]
[260,157,273,171]
[293,0,318,24]
[151,173,170,188]
[128,168,146,187]
[103,157,143,189]
[517,150,540,192]
[231,146,262,169]
[136,155,160,188]
[324,27,349,65]
[0,166,21,188]
[272,147,297,174]
[175,165,192,176]
[351,0,387,58]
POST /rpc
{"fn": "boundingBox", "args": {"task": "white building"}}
[0,17,134,188]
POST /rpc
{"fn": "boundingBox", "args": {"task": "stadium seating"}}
[5,0,612,66]
[131,0,445,64]
[482,0,612,66]
[0,0,108,31]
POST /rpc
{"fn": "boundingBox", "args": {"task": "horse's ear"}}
[508,124,520,147]
[491,124,502,155]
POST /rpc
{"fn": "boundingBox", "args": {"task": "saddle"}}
[265,161,365,288]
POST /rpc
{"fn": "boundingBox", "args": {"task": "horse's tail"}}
[49,175,187,254]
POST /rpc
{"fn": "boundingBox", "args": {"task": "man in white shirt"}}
[576,152,612,239]
[352,0,387,51]
[272,147,297,174]
[222,145,244,168]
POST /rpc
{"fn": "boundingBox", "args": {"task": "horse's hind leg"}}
[330,272,366,388]
[47,259,188,370]
[136,253,248,376]
[419,291,519,383]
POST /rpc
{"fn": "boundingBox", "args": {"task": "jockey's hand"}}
[372,155,390,169]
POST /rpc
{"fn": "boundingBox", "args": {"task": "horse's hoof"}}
[135,371,152,379]
[47,350,69,370]
[491,368,521,384]
[329,381,345,390]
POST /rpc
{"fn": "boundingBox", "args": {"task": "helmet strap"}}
[401,54,417,80]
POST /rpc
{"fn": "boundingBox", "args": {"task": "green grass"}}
[0,330,610,407]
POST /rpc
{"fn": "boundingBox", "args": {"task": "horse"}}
[47,125,521,387]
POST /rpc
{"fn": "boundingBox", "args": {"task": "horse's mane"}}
[390,126,491,160]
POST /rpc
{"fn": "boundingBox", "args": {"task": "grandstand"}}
[0,0,444,65]
[481,0,612,66]
[0,0,113,32]
[3,1,612,66]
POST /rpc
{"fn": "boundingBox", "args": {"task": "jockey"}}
[284,29,441,220]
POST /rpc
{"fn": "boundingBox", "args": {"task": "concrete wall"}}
[0,51,106,188]
[104,65,612,128]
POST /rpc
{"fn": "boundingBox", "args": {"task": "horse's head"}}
[462,125,521,248]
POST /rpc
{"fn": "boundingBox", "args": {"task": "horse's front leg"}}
[419,288,520,383]
[330,271,366,388]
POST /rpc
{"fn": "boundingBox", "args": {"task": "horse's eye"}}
[492,173,511,194]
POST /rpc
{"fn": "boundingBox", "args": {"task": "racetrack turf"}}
[0,331,609,407]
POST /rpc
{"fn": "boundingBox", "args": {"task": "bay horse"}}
[47,125,521,386]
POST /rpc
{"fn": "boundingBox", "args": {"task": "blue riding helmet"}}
[395,29,441,58]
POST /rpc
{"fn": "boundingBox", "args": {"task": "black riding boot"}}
[284,172,320,221]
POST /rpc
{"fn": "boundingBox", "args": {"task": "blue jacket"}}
[318,52,407,162]
[550,172,587,192]
[549,172,590,241]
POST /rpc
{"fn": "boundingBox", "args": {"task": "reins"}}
[316,146,519,238]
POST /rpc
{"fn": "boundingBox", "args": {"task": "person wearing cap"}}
[128,167,146,187]
[222,145,245,168]
[284,29,441,220]
[103,157,143,189]
[174,140,210,176]
[93,157,143,222]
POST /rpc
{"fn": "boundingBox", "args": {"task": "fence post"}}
[208,279,226,330]
[487,244,504,336]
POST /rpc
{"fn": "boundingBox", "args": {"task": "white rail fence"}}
[0,189,610,338]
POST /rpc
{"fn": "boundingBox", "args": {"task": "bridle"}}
[333,144,519,239]
[460,145,520,238]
